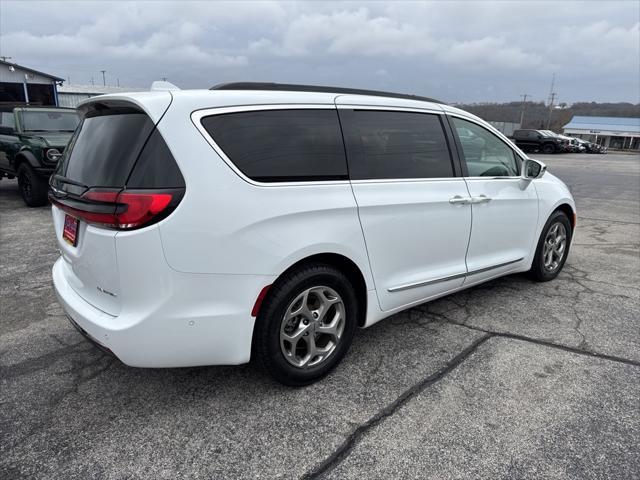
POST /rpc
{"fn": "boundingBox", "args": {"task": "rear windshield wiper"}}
[51,174,88,189]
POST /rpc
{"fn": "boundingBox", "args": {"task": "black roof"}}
[210,82,443,104]
[0,60,65,82]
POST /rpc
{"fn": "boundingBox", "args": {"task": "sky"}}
[0,0,638,104]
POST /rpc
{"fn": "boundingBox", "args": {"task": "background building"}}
[57,84,135,108]
[0,60,63,105]
[563,116,640,150]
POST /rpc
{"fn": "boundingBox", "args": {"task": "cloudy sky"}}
[0,1,638,103]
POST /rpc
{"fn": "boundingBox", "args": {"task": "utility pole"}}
[100,70,106,86]
[519,94,529,127]
[91,77,95,86]
[546,73,556,129]
[116,78,120,87]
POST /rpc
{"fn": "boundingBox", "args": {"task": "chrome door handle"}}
[449,195,471,205]
[471,195,492,204]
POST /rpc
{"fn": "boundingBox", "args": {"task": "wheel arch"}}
[554,203,576,230]
[271,252,369,327]
[15,150,40,169]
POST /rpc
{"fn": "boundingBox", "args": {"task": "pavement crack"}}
[299,334,493,480]
[440,319,640,368]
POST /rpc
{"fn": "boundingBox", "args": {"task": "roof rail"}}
[210,82,443,104]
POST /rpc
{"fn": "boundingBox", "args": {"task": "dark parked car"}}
[0,106,79,206]
[575,138,607,154]
[511,129,564,154]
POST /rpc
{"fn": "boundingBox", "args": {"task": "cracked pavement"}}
[1,153,638,479]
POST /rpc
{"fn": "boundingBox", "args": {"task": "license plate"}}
[63,214,79,246]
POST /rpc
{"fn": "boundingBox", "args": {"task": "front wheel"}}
[253,264,358,386]
[529,210,572,281]
[17,164,49,207]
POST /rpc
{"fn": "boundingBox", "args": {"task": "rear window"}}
[57,108,155,188]
[339,110,454,180]
[201,109,348,182]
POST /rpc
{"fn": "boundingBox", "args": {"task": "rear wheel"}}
[529,210,572,281]
[17,164,48,207]
[253,263,358,386]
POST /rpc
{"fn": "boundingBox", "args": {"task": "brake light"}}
[116,192,172,229]
[50,188,180,230]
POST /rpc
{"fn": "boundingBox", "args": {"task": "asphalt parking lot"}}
[1,152,638,479]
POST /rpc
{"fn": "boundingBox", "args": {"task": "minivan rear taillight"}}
[50,188,182,230]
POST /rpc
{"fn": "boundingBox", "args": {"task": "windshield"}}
[21,110,80,132]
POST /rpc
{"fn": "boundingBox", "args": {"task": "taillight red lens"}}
[116,192,172,229]
[51,189,178,230]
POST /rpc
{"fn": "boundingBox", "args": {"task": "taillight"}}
[50,188,182,230]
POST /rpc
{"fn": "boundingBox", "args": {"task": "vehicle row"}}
[510,128,607,154]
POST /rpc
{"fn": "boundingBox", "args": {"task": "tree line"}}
[454,101,640,132]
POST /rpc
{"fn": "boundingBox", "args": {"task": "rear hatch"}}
[49,99,185,315]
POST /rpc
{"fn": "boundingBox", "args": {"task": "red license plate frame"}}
[63,214,79,247]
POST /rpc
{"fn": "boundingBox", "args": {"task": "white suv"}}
[50,83,576,385]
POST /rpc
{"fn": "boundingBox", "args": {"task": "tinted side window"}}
[201,109,347,182]
[451,117,519,177]
[339,110,453,180]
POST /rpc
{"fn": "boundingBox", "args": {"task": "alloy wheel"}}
[19,171,32,201]
[543,222,567,272]
[280,286,345,369]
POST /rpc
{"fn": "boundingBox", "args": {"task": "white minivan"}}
[50,83,576,385]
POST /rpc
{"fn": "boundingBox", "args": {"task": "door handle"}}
[449,195,471,205]
[471,195,492,204]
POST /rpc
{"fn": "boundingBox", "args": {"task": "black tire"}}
[541,143,556,154]
[17,163,48,207]
[253,263,359,386]
[529,210,572,282]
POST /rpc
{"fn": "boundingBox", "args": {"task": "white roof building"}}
[57,84,142,108]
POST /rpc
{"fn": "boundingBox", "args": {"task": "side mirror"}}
[522,158,546,179]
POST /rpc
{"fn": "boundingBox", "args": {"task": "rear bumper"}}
[53,256,276,367]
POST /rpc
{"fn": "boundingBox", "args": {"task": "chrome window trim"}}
[387,257,524,292]
[335,104,443,115]
[192,103,466,186]
[191,104,350,188]
[350,177,466,185]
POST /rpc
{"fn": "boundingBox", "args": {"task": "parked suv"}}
[0,106,79,206]
[50,83,576,386]
[511,129,564,154]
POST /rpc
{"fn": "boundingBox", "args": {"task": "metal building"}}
[57,84,135,108]
[0,60,63,105]
[563,116,640,150]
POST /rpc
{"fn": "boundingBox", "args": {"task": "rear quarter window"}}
[200,109,348,182]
